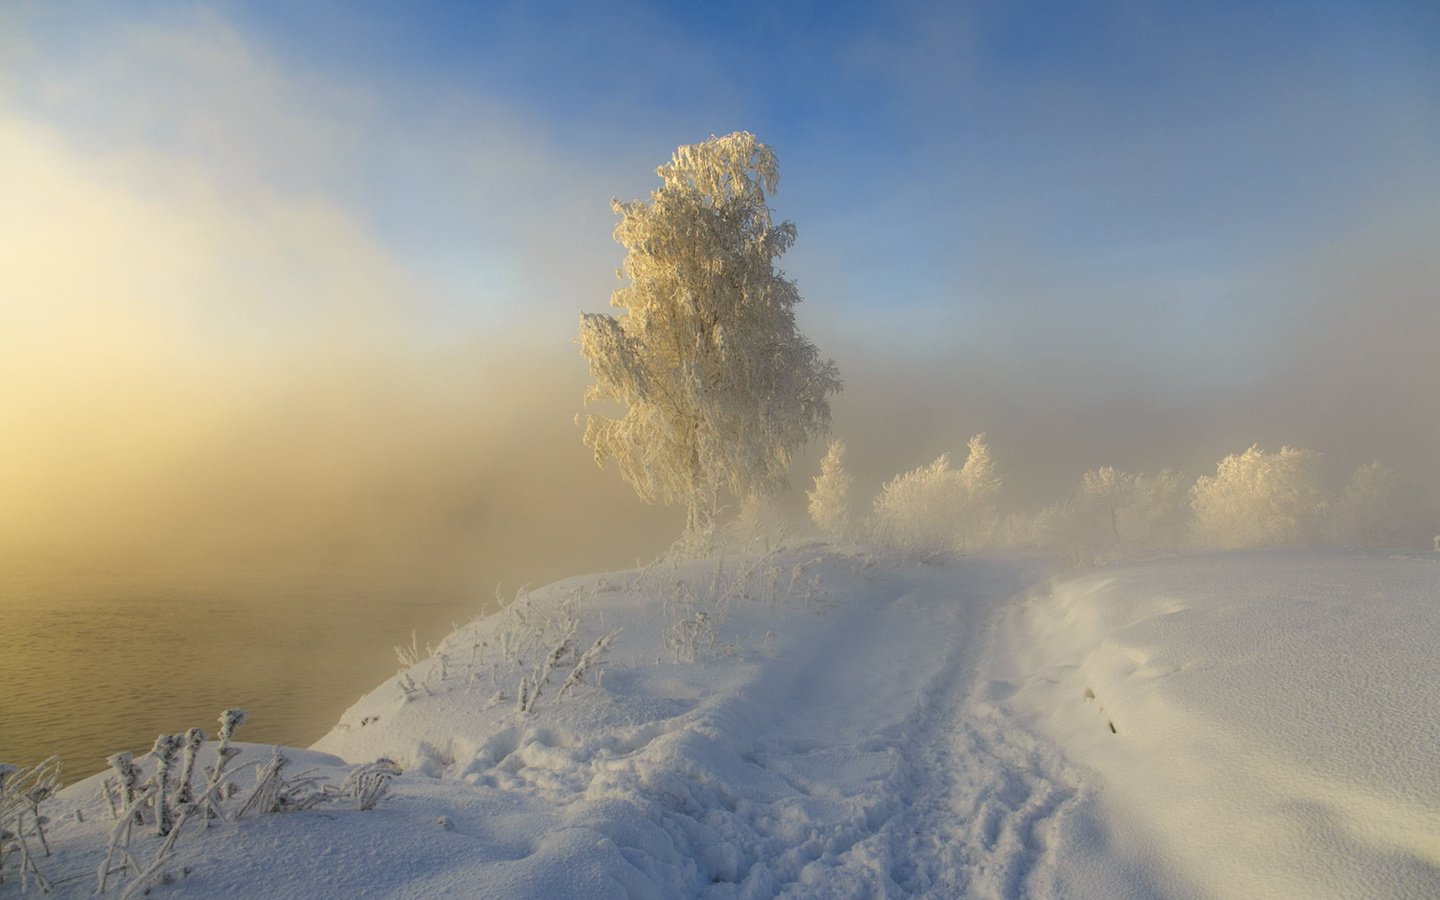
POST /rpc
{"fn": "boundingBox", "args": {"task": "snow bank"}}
[999,549,1440,898]
[20,547,1439,899]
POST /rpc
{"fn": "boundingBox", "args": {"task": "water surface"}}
[0,566,482,781]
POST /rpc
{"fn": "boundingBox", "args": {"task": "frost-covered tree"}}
[1079,467,1136,547]
[807,439,855,540]
[579,132,841,541]
[1058,466,1188,564]
[1330,462,1439,548]
[1067,467,1139,561]
[1191,445,1326,549]
[1126,468,1189,553]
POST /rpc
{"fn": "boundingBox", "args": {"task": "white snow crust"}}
[27,548,1440,898]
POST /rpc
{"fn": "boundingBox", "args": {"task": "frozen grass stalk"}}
[175,727,207,806]
[237,747,288,817]
[1,757,61,892]
[107,751,141,823]
[151,733,183,836]
[561,629,621,698]
[343,759,400,811]
[203,708,247,825]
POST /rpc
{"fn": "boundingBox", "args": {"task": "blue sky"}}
[8,1,1435,335]
[3,0,1439,510]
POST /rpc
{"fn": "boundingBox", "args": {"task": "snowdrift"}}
[998,549,1440,899]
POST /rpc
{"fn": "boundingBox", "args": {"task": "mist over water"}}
[3,3,1437,780]
[0,571,476,779]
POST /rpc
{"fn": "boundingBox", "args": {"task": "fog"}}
[4,4,1438,602]
[0,109,678,594]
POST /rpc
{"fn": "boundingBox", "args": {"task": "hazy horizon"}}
[3,1,1438,594]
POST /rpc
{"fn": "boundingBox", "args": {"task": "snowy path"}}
[666,555,1082,897]
[354,553,1083,897]
[217,551,1089,898]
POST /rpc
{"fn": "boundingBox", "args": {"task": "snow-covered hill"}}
[15,548,1440,898]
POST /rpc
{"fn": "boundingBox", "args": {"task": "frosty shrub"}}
[579,132,841,543]
[873,454,968,558]
[1330,462,1440,549]
[956,434,1001,551]
[1191,445,1326,549]
[807,439,855,540]
[873,434,1002,557]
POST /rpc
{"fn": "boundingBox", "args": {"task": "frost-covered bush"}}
[1191,445,1326,549]
[873,454,968,558]
[872,434,1002,557]
[578,132,841,541]
[807,439,855,540]
[956,434,1002,551]
[1329,462,1440,549]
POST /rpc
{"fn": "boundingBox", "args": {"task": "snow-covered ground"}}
[12,547,1440,898]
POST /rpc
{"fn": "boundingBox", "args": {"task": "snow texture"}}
[20,548,1440,898]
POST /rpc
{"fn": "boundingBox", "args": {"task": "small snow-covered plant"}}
[106,751,142,822]
[464,637,486,685]
[341,759,401,811]
[537,635,573,689]
[236,747,329,817]
[808,439,855,541]
[175,727,207,807]
[395,631,423,668]
[1,756,61,893]
[150,733,183,836]
[561,629,621,698]
[784,557,823,602]
[799,572,828,612]
[664,579,717,663]
[202,708,247,824]
[94,708,265,896]
[517,634,575,714]
[398,673,424,702]
[97,775,154,894]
